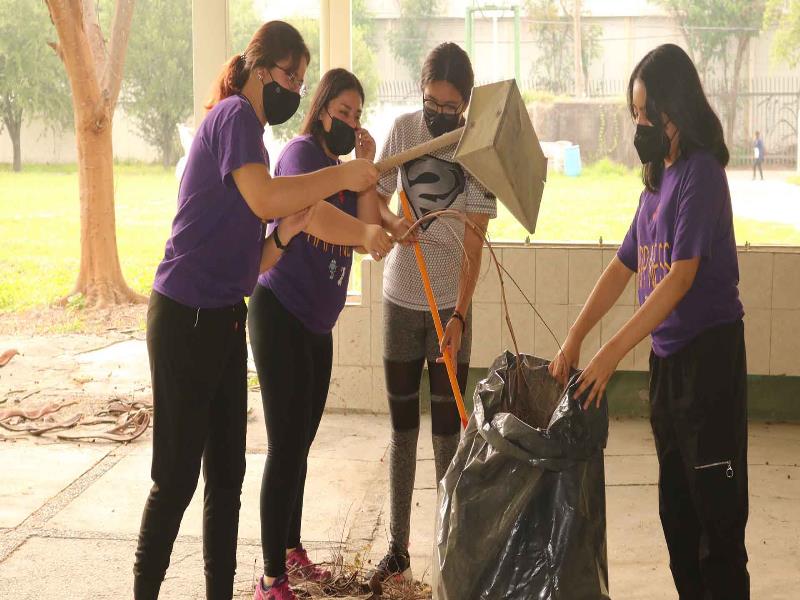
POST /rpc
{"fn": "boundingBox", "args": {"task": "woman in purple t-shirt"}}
[247,69,391,600]
[550,44,749,599]
[132,22,388,600]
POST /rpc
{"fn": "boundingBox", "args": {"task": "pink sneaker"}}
[286,544,332,584]
[252,574,296,600]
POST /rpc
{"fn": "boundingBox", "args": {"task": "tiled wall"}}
[327,244,800,412]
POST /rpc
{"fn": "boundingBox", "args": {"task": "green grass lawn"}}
[1,160,799,313]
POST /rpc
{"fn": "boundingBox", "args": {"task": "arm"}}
[258,206,317,273]
[437,213,490,361]
[377,191,419,245]
[354,128,382,227]
[551,257,635,381]
[576,257,700,408]
[304,201,394,259]
[357,187,383,226]
[571,258,635,340]
[232,160,377,221]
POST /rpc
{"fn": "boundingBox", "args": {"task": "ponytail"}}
[204,20,310,112]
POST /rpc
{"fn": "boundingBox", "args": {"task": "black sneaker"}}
[368,543,412,592]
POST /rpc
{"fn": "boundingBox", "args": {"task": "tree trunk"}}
[72,103,144,306]
[2,109,23,172]
[46,0,143,308]
[11,127,21,172]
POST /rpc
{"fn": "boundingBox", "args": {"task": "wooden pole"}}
[398,190,469,428]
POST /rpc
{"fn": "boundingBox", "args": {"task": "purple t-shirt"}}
[258,135,358,334]
[618,150,744,358]
[153,95,268,308]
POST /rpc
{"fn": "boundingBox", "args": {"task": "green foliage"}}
[0,0,72,171]
[5,163,799,313]
[524,0,603,92]
[765,0,800,67]
[231,0,263,54]
[655,0,765,81]
[389,0,441,78]
[124,0,193,167]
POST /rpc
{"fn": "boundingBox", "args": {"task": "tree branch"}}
[102,0,135,113]
[47,40,65,63]
[81,0,107,81]
[45,1,103,113]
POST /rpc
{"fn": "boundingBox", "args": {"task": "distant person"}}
[753,131,764,180]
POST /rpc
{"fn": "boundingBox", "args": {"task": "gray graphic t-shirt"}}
[377,110,497,311]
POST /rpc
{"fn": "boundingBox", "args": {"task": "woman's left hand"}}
[277,204,318,244]
[355,128,376,162]
[436,316,463,364]
[574,343,624,410]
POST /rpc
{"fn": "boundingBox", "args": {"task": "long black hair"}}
[627,44,729,191]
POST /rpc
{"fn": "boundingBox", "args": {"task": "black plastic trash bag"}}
[433,352,610,600]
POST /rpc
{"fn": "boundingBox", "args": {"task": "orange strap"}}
[398,190,468,428]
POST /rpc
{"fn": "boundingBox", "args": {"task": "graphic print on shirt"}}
[400,155,466,230]
[306,191,352,288]
[638,241,671,300]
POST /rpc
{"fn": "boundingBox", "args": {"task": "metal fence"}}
[377,76,800,169]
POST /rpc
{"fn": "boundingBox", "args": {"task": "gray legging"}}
[382,299,472,550]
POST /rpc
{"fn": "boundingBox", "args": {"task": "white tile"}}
[370,301,384,367]
[533,304,569,361]
[502,303,536,356]
[603,248,637,306]
[331,321,340,365]
[471,302,502,368]
[569,248,603,305]
[568,304,601,369]
[370,255,384,304]
[770,309,800,376]
[772,254,800,310]
[328,366,374,411]
[337,306,371,367]
[359,255,373,304]
[499,247,535,305]
[601,306,636,370]
[372,366,388,413]
[472,248,501,303]
[737,251,773,310]
[536,248,569,305]
[633,336,652,372]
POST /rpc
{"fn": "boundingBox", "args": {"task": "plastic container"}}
[563,144,582,177]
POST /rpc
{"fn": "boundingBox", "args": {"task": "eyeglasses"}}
[423,97,463,116]
[272,64,308,97]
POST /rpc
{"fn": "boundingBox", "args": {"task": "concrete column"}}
[192,0,230,128]
[320,0,352,73]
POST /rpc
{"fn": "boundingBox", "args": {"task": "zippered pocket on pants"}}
[695,459,734,479]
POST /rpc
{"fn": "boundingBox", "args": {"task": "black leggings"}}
[248,284,332,578]
[134,292,248,600]
[650,320,749,599]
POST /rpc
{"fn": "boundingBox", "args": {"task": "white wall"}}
[327,244,800,413]
[0,108,160,165]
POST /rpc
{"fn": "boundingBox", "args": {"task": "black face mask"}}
[322,111,356,156]
[634,123,671,164]
[424,107,461,138]
[262,80,301,126]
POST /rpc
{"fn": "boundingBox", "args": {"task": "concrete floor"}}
[1,407,798,599]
